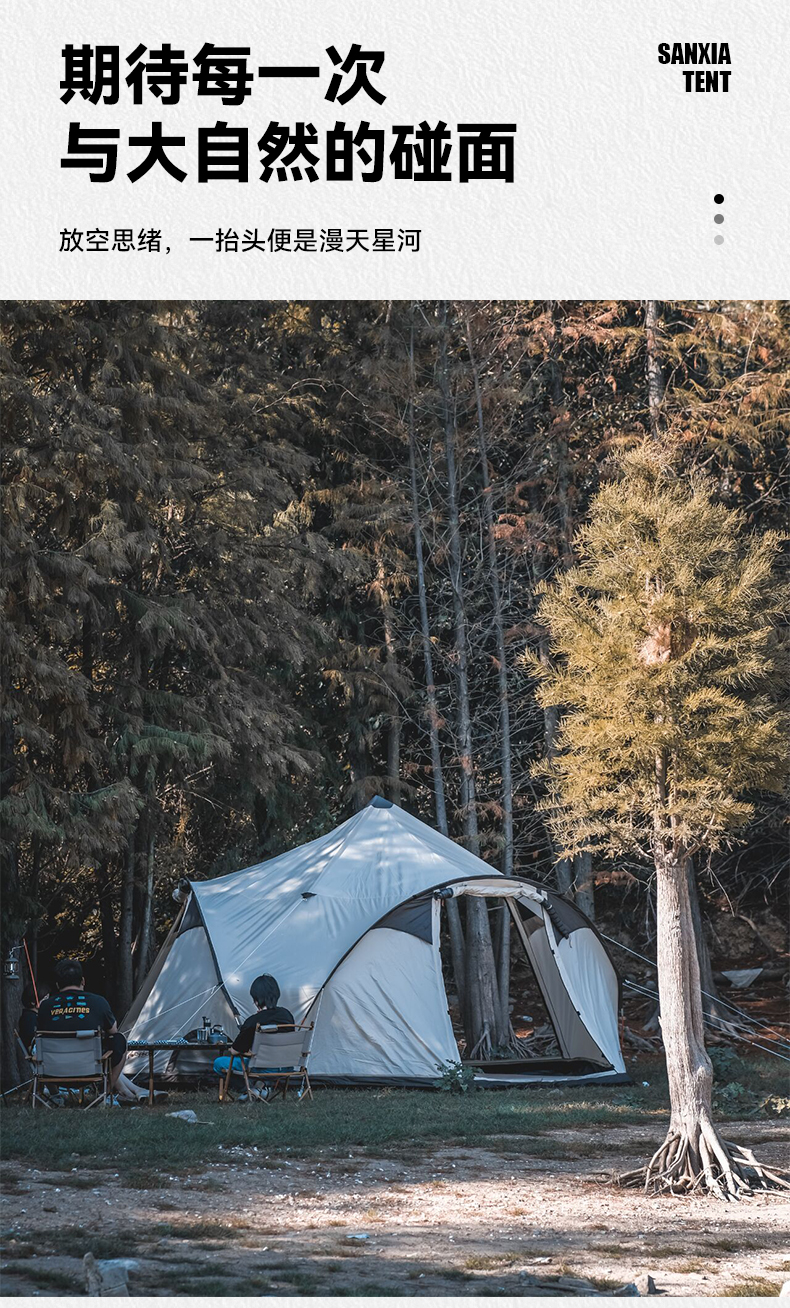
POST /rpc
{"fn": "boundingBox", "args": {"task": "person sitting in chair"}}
[214,974,294,1094]
[35,958,162,1102]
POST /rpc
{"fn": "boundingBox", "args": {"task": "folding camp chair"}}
[219,1022,315,1104]
[31,1030,112,1110]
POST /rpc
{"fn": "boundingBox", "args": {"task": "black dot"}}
[714,193,724,204]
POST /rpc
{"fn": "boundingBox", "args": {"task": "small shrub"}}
[464,1252,520,1270]
[709,1048,746,1081]
[721,1279,780,1297]
[705,1237,759,1252]
[434,1060,476,1094]
[124,1169,171,1190]
[1,1241,35,1259]
[182,1175,226,1192]
[612,1091,643,1108]
[714,1081,758,1112]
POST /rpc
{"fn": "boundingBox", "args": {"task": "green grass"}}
[1,1220,253,1264]
[0,1080,664,1171]
[1,1056,784,1173]
[2,1264,78,1293]
[338,1284,402,1297]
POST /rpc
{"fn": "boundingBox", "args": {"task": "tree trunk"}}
[644,300,664,438]
[645,301,724,1016]
[437,301,501,1054]
[540,685,574,897]
[463,308,514,880]
[134,825,156,992]
[386,723,401,803]
[0,967,28,1091]
[438,305,479,855]
[644,844,745,1198]
[463,310,514,1036]
[98,867,118,1006]
[408,320,448,838]
[117,839,136,1019]
[686,859,731,1029]
[464,895,504,1059]
[0,701,27,1089]
[652,845,720,1173]
[27,839,42,979]
[348,736,373,811]
[621,755,787,1198]
[0,850,27,1091]
[573,850,596,922]
[377,557,402,804]
[495,904,511,1041]
[407,316,467,1013]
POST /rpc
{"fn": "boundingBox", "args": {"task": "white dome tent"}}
[124,797,627,1087]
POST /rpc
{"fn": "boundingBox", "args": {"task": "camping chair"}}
[219,1022,315,1104]
[31,1030,112,1110]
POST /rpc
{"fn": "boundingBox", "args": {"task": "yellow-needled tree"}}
[527,444,789,1198]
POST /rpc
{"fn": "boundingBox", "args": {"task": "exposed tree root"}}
[619,1123,790,1200]
[466,1021,530,1062]
[467,1031,493,1061]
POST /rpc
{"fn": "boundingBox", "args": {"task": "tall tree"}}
[529,445,789,1197]
[461,306,515,1029]
[640,299,737,1027]
[436,303,503,1054]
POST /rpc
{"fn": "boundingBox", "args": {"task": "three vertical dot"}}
[714,193,724,244]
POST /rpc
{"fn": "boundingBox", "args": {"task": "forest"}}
[1,298,788,1082]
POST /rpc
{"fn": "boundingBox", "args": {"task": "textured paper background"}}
[1,0,788,298]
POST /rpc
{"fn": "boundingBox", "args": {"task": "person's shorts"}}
[214,1054,295,1079]
[214,1054,247,1079]
[103,1031,127,1068]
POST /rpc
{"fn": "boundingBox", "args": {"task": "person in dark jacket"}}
[213,974,294,1092]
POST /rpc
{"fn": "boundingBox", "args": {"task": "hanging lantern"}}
[172,878,190,904]
[3,945,21,981]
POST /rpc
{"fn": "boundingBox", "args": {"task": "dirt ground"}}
[2,1121,789,1297]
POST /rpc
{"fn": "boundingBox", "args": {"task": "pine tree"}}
[0,299,346,1043]
[528,444,789,1198]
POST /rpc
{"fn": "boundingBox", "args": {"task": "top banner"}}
[1,0,788,298]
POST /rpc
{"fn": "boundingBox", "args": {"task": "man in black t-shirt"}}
[213,973,294,1090]
[35,959,132,1094]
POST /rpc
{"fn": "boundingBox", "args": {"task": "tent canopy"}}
[125,798,627,1085]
